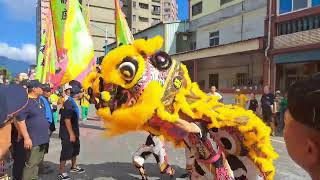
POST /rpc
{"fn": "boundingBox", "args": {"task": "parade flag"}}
[114,0,134,46]
[50,0,96,87]
[36,29,47,81]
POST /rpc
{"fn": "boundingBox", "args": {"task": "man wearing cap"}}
[15,80,50,180]
[58,85,85,180]
[284,73,320,179]
[0,84,28,179]
[39,84,56,174]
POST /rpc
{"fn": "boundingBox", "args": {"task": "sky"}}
[0,0,37,64]
[0,0,188,64]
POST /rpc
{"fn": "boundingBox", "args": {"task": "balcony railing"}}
[277,14,320,36]
[221,76,263,90]
[152,10,160,15]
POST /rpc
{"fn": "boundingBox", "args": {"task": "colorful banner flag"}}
[114,0,134,46]
[50,0,96,88]
[36,29,47,82]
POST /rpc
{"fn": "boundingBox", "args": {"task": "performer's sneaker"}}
[70,166,85,173]
[58,173,71,180]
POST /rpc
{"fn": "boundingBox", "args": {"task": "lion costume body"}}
[83,36,278,179]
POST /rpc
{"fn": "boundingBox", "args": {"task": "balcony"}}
[274,14,320,49]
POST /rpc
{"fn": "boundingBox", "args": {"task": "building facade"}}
[268,0,320,92]
[162,0,178,21]
[108,21,189,55]
[36,0,116,59]
[122,0,163,33]
[173,0,267,93]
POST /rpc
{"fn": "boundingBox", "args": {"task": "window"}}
[164,8,171,12]
[192,2,202,16]
[278,0,316,15]
[132,28,136,33]
[139,3,149,9]
[312,0,320,6]
[133,1,136,8]
[152,5,161,15]
[220,0,235,5]
[133,15,136,21]
[139,16,149,22]
[293,0,308,10]
[209,31,219,47]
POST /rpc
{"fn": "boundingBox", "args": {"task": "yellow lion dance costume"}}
[83,36,278,179]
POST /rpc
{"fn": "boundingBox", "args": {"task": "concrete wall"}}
[196,52,264,89]
[190,0,245,20]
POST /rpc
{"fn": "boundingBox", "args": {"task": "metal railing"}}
[220,76,263,90]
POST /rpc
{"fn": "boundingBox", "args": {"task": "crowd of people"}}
[0,74,90,180]
[0,73,319,179]
[208,85,288,136]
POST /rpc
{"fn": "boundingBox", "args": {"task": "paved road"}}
[40,118,311,180]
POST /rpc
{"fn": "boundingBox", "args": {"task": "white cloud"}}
[1,0,37,20]
[0,43,36,64]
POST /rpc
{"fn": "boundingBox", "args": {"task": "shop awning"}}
[274,50,320,64]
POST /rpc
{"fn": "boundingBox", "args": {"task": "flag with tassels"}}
[50,0,96,88]
[36,11,57,84]
[114,0,134,46]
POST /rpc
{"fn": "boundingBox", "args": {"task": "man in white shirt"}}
[207,86,223,102]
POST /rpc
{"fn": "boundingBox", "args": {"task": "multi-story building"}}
[82,0,116,57]
[268,0,320,92]
[122,0,162,33]
[173,0,267,93]
[162,0,178,21]
[36,0,50,55]
[36,0,116,59]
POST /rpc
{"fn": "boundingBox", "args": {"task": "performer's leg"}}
[132,143,153,180]
[151,135,175,176]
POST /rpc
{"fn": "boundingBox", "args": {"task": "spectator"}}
[11,79,29,180]
[39,84,56,174]
[275,90,283,134]
[207,86,223,102]
[15,80,50,180]
[279,92,288,134]
[80,90,90,121]
[234,89,248,108]
[248,93,258,113]
[260,85,276,136]
[50,91,60,125]
[58,86,85,180]
[284,73,320,179]
[0,84,28,158]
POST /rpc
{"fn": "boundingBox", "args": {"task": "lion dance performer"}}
[83,35,278,180]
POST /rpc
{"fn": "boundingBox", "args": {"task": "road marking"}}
[270,138,285,144]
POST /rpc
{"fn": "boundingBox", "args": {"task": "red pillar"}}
[193,60,198,82]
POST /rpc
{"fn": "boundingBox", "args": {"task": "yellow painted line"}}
[270,138,285,144]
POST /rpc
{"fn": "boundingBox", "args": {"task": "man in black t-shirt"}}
[248,93,258,112]
[260,85,275,135]
[58,86,85,180]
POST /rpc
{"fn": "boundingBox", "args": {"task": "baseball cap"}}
[41,83,52,92]
[27,80,43,89]
[288,73,320,130]
[63,83,72,91]
[70,86,82,97]
[0,84,28,127]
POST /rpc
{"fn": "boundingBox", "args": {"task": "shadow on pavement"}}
[79,123,106,131]
[40,161,186,180]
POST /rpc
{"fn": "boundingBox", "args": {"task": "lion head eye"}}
[150,51,172,70]
[118,57,138,82]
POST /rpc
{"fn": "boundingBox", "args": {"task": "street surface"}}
[40,101,311,180]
